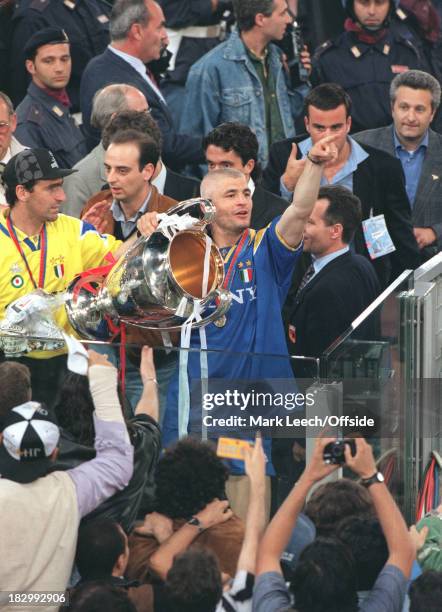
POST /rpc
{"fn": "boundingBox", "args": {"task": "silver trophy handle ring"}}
[120,288,232,332]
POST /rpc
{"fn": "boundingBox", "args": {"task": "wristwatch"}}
[187,516,205,533]
[361,472,385,488]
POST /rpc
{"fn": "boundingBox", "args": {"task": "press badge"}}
[362,214,396,259]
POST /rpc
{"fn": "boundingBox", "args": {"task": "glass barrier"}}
[318,271,415,519]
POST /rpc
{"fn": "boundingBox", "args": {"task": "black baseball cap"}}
[2,149,77,187]
[24,27,70,60]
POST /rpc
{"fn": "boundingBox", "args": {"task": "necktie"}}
[295,263,315,299]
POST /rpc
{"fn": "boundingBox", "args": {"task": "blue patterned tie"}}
[295,263,315,298]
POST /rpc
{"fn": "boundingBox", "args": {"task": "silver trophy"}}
[64,198,231,340]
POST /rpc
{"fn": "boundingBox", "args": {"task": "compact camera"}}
[323,439,356,465]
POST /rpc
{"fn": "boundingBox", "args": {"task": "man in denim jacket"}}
[180,0,309,167]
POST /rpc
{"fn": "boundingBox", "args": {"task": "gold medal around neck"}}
[213,314,227,328]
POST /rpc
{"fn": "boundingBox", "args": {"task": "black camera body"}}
[323,439,356,465]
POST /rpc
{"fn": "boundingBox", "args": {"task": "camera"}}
[323,439,356,465]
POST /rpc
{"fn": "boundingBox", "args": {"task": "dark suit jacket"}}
[353,126,442,259]
[288,251,381,359]
[80,48,204,170]
[262,135,421,287]
[164,168,201,201]
[251,183,289,230]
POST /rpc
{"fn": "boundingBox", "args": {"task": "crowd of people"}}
[0,0,442,610]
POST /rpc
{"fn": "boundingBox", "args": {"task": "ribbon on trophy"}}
[154,211,212,439]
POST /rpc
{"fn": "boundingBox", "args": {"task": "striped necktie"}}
[295,263,315,298]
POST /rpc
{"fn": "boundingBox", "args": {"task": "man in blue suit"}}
[80,0,204,171]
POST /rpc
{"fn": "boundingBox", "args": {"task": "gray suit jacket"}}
[63,142,106,218]
[354,126,442,255]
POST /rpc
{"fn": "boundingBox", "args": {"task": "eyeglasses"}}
[0,121,12,130]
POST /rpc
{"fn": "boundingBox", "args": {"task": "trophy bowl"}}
[64,198,231,340]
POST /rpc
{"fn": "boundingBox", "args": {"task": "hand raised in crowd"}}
[308,133,339,165]
[139,345,156,386]
[82,199,111,234]
[301,436,341,484]
[135,512,174,543]
[137,211,159,237]
[194,498,233,530]
[282,142,306,192]
[300,45,312,75]
[244,434,266,490]
[409,524,429,554]
[344,437,378,479]
[87,349,113,370]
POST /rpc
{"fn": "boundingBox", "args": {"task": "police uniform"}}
[9,0,111,112]
[15,81,87,169]
[0,4,13,95]
[311,30,425,132]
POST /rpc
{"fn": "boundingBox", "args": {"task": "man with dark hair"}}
[14,28,87,168]
[65,105,200,218]
[80,0,205,171]
[82,129,175,238]
[127,437,244,582]
[203,122,289,230]
[68,582,137,612]
[311,0,426,132]
[338,516,389,599]
[304,478,374,535]
[254,436,415,612]
[354,69,442,261]
[263,82,421,287]
[75,518,154,611]
[287,185,381,358]
[290,536,359,612]
[131,435,267,612]
[0,91,26,205]
[409,570,442,612]
[0,362,31,425]
[180,0,309,167]
[0,147,148,407]
[63,85,150,217]
[81,128,178,415]
[166,549,223,612]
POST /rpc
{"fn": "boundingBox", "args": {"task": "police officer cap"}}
[24,27,70,60]
[342,0,399,14]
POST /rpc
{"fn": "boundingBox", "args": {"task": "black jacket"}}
[262,136,421,287]
[164,167,201,201]
[52,414,161,533]
[251,183,289,230]
[288,251,381,359]
[80,48,205,169]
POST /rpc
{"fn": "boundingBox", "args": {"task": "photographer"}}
[254,437,415,612]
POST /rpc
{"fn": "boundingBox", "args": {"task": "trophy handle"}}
[120,288,232,332]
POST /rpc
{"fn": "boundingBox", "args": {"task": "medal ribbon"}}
[7,216,47,289]
[222,229,249,292]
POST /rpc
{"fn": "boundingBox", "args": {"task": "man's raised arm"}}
[276,134,338,248]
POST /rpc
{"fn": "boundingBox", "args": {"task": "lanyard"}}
[222,229,249,292]
[6,216,47,289]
